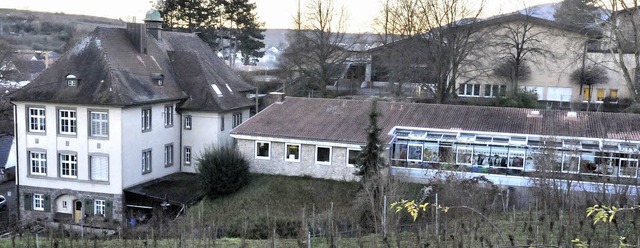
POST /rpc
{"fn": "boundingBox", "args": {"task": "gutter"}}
[10,101,19,222]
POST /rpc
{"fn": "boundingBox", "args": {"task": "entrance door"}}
[74,201,83,223]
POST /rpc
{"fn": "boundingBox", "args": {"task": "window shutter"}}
[24,193,32,210]
[91,156,108,181]
[43,195,50,212]
[105,201,113,219]
[84,199,93,217]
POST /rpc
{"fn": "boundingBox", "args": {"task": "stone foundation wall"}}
[19,185,123,225]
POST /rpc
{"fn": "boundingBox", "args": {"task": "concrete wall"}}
[236,138,359,181]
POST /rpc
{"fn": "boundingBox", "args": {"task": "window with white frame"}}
[184,147,192,165]
[458,83,480,96]
[184,115,192,130]
[141,108,152,131]
[58,109,77,135]
[94,199,105,216]
[59,153,77,178]
[484,84,506,97]
[29,151,47,175]
[28,107,46,132]
[408,144,423,161]
[90,111,109,137]
[316,146,331,164]
[256,141,270,158]
[164,144,174,166]
[347,149,362,166]
[90,155,109,181]
[164,105,173,127]
[232,113,242,128]
[33,193,44,211]
[142,150,152,174]
[285,144,300,161]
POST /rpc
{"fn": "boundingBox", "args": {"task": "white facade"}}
[120,103,182,188]
[181,108,250,173]
[12,100,228,222]
[15,102,124,195]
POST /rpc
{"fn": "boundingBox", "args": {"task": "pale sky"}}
[0,0,561,33]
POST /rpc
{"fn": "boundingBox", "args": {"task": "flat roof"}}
[124,172,204,206]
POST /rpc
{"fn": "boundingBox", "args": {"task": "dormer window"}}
[151,73,164,86]
[66,74,78,87]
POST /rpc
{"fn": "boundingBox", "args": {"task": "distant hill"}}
[0,8,125,53]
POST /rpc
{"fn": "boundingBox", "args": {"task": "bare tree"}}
[490,14,554,95]
[595,0,640,102]
[278,0,351,97]
[373,0,429,44]
[0,40,16,135]
[372,0,486,102]
[570,64,609,103]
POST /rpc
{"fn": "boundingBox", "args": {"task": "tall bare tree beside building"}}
[279,0,351,97]
[373,0,429,44]
[373,0,486,102]
[490,14,554,96]
[595,0,640,102]
[0,41,15,135]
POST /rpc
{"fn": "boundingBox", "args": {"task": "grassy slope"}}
[187,174,361,225]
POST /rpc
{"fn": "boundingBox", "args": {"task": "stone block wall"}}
[237,139,359,181]
[19,185,123,225]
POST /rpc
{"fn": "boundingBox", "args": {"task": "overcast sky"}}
[0,0,560,33]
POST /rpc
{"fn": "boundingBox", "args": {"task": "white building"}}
[9,10,254,224]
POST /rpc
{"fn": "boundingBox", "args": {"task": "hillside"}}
[0,8,125,53]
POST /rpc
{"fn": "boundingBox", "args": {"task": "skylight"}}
[211,84,223,97]
[225,83,233,92]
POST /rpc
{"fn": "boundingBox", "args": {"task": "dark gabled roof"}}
[9,27,187,106]
[163,32,254,112]
[475,13,599,36]
[232,97,640,144]
[9,26,254,111]
[28,60,45,74]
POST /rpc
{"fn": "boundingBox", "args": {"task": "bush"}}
[196,145,251,199]
[622,103,640,114]
[491,89,538,108]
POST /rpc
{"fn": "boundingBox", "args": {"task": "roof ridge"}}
[96,27,116,84]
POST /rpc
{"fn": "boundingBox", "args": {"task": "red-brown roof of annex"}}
[231,97,640,144]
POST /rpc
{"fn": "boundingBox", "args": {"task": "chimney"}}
[144,8,163,41]
[126,23,147,54]
[527,110,542,118]
[268,92,285,105]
